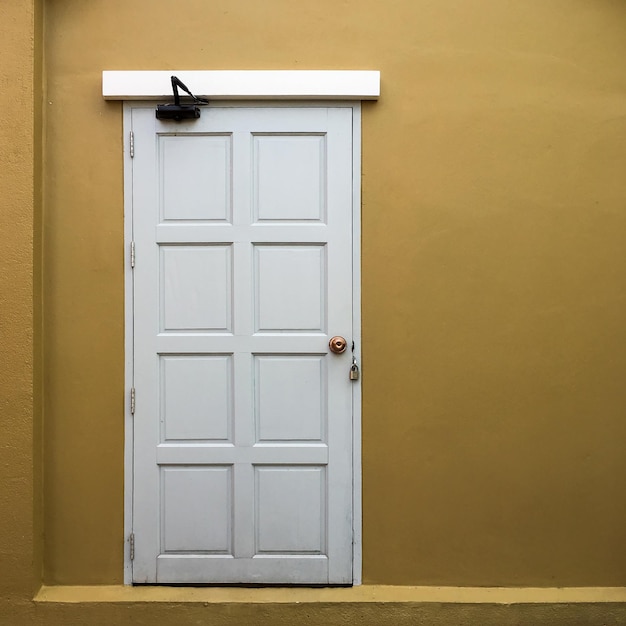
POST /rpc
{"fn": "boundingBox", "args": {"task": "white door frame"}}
[122,100,363,585]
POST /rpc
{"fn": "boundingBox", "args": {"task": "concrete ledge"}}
[35,584,626,605]
[22,587,626,626]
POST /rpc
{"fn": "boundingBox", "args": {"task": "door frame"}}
[122,100,362,585]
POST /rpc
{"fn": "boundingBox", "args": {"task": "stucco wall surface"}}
[42,0,626,587]
[0,0,40,608]
[2,1,626,620]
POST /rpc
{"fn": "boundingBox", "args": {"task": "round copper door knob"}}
[329,336,348,354]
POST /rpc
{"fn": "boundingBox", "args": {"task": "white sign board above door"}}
[103,70,380,100]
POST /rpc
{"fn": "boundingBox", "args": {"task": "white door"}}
[129,105,356,584]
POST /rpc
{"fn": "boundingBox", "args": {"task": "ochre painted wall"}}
[0,0,41,605]
[43,0,626,586]
[2,1,626,617]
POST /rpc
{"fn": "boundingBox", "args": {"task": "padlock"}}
[349,363,360,381]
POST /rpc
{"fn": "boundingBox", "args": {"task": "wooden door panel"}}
[255,466,326,553]
[161,355,232,442]
[161,466,233,553]
[253,134,326,222]
[161,244,233,332]
[255,355,325,442]
[160,134,232,222]
[254,244,325,332]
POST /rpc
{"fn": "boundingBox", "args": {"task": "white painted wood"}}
[256,356,324,442]
[160,135,232,222]
[162,466,232,553]
[123,104,134,585]
[103,70,380,101]
[161,245,233,331]
[130,105,357,584]
[350,104,363,585]
[255,245,325,331]
[161,355,232,441]
[155,444,327,465]
[155,554,329,584]
[254,134,326,222]
[255,466,325,553]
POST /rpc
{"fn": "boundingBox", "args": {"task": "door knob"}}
[329,336,348,354]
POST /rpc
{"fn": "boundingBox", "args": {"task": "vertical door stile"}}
[232,126,255,560]
[131,107,160,583]
[325,107,355,583]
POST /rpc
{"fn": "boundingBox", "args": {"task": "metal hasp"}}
[156,75,209,121]
[329,336,348,354]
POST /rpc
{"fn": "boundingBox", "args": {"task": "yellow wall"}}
[3,0,626,618]
[0,0,41,602]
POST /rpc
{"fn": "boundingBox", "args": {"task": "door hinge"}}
[129,533,135,560]
[130,388,136,415]
[130,241,135,268]
[129,131,134,158]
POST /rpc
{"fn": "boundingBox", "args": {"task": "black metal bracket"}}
[156,76,209,121]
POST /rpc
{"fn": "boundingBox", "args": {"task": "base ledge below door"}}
[34,584,626,604]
